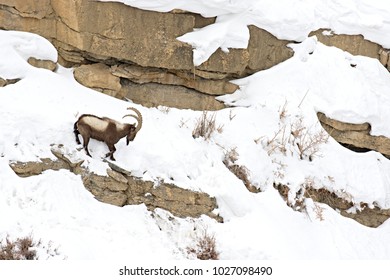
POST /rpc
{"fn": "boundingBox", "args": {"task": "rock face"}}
[1,1,389,110]
[9,147,221,221]
[317,112,390,157]
[0,0,294,110]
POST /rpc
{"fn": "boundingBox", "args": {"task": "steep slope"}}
[1,29,390,260]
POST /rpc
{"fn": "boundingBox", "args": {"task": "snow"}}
[2,1,390,262]
[99,0,390,65]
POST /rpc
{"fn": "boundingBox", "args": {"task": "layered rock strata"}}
[2,1,390,110]
[317,112,390,157]
[9,147,221,222]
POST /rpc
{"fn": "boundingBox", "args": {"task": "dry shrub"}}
[187,230,219,260]
[264,115,329,161]
[192,111,223,140]
[0,236,37,260]
[266,124,288,156]
[158,106,171,114]
[0,235,60,260]
[312,202,326,221]
[290,117,329,161]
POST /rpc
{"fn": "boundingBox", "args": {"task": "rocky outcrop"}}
[274,183,390,228]
[0,78,20,87]
[9,146,221,221]
[0,0,293,110]
[1,1,389,110]
[311,29,390,71]
[317,112,390,157]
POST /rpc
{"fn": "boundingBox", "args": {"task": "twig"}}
[298,89,310,108]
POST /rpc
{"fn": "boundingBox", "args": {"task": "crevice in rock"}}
[8,145,222,222]
[339,143,371,153]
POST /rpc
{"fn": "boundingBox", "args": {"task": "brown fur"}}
[74,109,142,161]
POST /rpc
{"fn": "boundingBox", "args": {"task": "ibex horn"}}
[123,107,143,132]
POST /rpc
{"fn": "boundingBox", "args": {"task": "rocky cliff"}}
[2,0,389,110]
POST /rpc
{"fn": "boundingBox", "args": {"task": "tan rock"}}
[9,158,69,177]
[94,189,128,207]
[0,78,20,87]
[310,29,381,59]
[0,0,292,111]
[28,57,57,71]
[0,0,53,19]
[317,112,371,133]
[9,152,220,220]
[120,80,226,111]
[107,168,128,184]
[111,64,238,96]
[51,0,195,70]
[73,63,122,96]
[379,48,390,70]
[0,0,293,75]
[341,207,390,228]
[3,0,389,112]
[247,25,293,73]
[318,112,390,157]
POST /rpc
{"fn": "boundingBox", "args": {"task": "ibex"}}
[74,107,142,161]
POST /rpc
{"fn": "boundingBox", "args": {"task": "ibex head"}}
[123,107,143,145]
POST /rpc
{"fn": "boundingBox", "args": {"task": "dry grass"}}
[290,117,329,161]
[0,236,37,260]
[312,202,326,221]
[158,106,171,114]
[0,235,61,260]
[264,115,329,161]
[187,230,219,260]
[192,111,223,140]
[266,124,289,156]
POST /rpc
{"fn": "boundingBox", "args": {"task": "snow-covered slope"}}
[2,2,390,260]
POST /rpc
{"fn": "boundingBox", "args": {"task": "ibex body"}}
[74,107,142,161]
